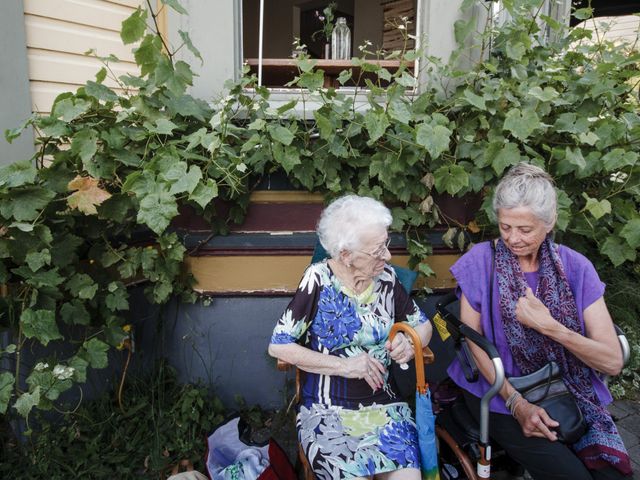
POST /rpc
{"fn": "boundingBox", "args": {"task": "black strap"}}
[489,240,497,345]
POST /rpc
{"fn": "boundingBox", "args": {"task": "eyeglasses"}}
[357,238,391,260]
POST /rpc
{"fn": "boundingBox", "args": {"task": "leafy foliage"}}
[1,0,639,424]
[0,364,227,479]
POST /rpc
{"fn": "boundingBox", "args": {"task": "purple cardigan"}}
[448,241,611,414]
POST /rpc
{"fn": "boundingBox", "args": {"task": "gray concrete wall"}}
[0,0,35,166]
[168,0,243,100]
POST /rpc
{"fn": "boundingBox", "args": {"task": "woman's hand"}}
[385,333,415,364]
[515,288,555,332]
[342,353,386,391]
[512,396,559,441]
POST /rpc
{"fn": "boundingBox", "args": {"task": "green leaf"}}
[69,356,89,382]
[52,98,91,122]
[416,123,452,160]
[573,7,593,20]
[21,309,62,346]
[395,71,417,88]
[85,81,118,102]
[169,165,202,195]
[492,142,521,175]
[0,187,55,221]
[364,111,390,143]
[297,70,324,90]
[134,35,163,76]
[95,67,107,83]
[0,372,14,414]
[565,147,586,170]
[434,164,469,195]
[121,7,147,44]
[38,117,70,138]
[503,108,540,140]
[137,189,178,234]
[582,194,611,220]
[105,282,129,311]
[147,118,178,135]
[14,387,40,418]
[555,189,572,231]
[272,144,301,174]
[60,301,91,325]
[268,125,295,146]
[462,90,486,110]
[314,111,334,139]
[505,41,526,61]
[189,179,218,209]
[528,86,558,102]
[26,249,51,272]
[71,129,98,163]
[12,266,64,288]
[66,273,98,300]
[178,29,202,62]
[454,18,474,45]
[620,218,640,249]
[277,100,298,115]
[0,160,37,188]
[337,69,352,85]
[600,236,636,267]
[162,0,187,14]
[82,338,110,369]
[388,99,412,125]
[601,149,638,171]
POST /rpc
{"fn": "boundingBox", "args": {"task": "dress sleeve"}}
[449,243,488,313]
[269,264,322,345]
[560,246,606,310]
[393,273,428,328]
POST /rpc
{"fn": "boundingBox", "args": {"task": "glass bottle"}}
[331,17,351,60]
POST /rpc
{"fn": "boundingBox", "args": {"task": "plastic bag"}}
[205,416,296,480]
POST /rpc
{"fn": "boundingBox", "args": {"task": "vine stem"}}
[146,0,173,62]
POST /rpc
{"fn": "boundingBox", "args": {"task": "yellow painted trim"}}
[249,191,325,204]
[185,254,458,293]
[156,0,168,49]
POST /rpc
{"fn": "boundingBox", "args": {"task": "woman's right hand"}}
[512,396,559,441]
[342,353,386,391]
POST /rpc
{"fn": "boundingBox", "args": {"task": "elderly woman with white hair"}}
[449,163,632,479]
[268,194,432,480]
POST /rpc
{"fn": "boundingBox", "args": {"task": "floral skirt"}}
[297,402,419,480]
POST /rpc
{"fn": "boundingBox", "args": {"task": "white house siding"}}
[580,15,640,46]
[23,0,144,114]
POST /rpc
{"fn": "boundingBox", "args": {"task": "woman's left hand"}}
[385,333,415,364]
[515,288,555,333]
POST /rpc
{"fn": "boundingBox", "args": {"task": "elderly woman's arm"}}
[515,289,623,376]
[268,343,386,391]
[459,294,560,441]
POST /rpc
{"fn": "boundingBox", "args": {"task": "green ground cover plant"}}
[0,0,638,430]
[0,362,294,479]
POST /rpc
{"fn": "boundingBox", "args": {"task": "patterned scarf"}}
[494,238,631,475]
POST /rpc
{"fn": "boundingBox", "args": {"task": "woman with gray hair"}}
[448,163,632,479]
[269,194,432,480]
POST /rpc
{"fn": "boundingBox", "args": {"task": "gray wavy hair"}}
[317,195,392,258]
[493,162,557,228]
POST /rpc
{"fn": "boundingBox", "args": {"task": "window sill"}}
[245,58,413,88]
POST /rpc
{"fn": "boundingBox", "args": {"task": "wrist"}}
[505,390,522,416]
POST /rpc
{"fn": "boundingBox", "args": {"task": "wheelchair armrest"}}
[614,324,631,367]
[602,324,631,386]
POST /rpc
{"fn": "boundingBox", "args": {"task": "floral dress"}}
[270,261,428,479]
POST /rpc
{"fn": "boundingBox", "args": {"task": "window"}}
[241,0,421,88]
